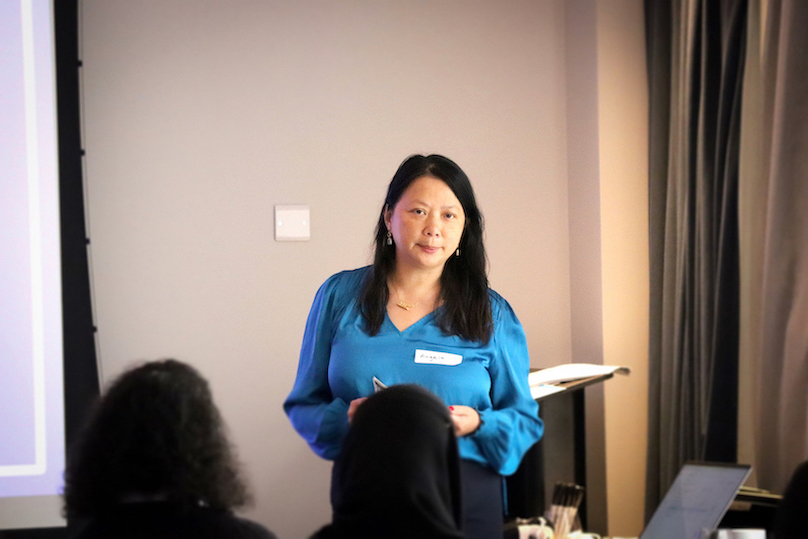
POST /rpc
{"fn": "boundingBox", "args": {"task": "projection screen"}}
[0,0,67,529]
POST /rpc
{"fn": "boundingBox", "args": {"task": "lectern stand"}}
[506,372,616,529]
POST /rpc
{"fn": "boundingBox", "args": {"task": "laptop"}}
[640,462,752,539]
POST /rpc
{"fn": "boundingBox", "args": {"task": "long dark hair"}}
[62,359,249,518]
[359,154,492,342]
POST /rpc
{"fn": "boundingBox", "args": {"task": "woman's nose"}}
[424,217,441,237]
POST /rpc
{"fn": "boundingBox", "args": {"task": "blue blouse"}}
[283,267,544,476]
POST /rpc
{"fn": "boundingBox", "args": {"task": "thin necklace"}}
[390,280,437,311]
[396,299,417,311]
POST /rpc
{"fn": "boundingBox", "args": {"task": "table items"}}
[547,482,585,539]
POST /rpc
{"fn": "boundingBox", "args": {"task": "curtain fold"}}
[754,0,808,493]
[645,0,747,518]
[647,0,808,509]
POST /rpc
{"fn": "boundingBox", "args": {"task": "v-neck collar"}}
[384,309,438,335]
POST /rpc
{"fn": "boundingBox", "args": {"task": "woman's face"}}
[384,176,466,274]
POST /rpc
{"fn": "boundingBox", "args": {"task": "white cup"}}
[727,530,766,539]
[712,529,766,539]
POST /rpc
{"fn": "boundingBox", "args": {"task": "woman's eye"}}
[412,209,425,215]
[444,213,456,219]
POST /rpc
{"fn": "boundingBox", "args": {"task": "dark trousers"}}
[460,460,504,539]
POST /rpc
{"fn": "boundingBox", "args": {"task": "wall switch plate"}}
[275,205,310,241]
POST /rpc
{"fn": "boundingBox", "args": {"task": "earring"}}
[386,231,393,246]
[456,247,461,257]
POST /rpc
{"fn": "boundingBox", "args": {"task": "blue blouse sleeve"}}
[283,274,351,460]
[470,294,544,475]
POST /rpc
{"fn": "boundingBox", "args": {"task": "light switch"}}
[275,205,310,241]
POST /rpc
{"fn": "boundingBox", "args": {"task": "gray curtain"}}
[645,0,748,518]
[752,0,808,493]
[647,0,808,512]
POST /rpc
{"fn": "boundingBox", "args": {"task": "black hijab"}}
[312,384,464,539]
[775,460,808,538]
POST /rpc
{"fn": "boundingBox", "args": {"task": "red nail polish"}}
[449,406,454,411]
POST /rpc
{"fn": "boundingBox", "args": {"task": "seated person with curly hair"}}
[62,359,276,539]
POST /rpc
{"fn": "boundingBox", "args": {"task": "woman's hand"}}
[347,397,368,423]
[449,405,480,437]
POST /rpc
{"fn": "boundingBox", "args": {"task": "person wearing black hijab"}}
[311,384,464,539]
[775,460,808,538]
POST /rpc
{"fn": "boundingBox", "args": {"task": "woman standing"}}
[285,154,544,538]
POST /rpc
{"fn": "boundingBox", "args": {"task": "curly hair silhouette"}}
[63,359,248,517]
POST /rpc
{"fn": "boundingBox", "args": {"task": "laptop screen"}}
[640,462,752,539]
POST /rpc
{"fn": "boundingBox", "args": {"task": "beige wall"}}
[80,1,647,537]
[597,1,650,536]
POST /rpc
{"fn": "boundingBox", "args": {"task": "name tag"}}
[414,349,462,366]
